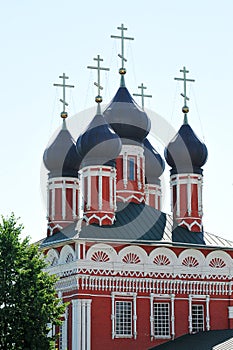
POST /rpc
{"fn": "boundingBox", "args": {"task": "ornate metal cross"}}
[174,66,195,112]
[87,55,109,104]
[111,23,134,71]
[133,83,152,110]
[53,73,74,116]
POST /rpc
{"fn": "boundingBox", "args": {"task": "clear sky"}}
[1,0,233,242]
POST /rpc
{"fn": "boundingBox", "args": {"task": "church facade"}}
[41,25,233,350]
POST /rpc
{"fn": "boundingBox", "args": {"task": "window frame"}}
[153,302,171,339]
[150,294,175,340]
[127,157,135,181]
[111,292,137,339]
[192,304,204,333]
[115,300,133,337]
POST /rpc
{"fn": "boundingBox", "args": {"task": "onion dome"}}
[144,138,165,184]
[43,121,81,178]
[103,86,151,144]
[76,112,122,168]
[164,122,208,175]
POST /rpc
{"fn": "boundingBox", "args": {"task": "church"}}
[41,24,233,350]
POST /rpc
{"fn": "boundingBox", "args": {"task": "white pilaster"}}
[72,299,81,350]
[111,294,115,339]
[62,180,66,220]
[86,300,92,350]
[81,300,86,350]
[187,175,191,216]
[150,294,154,339]
[206,295,210,331]
[133,294,137,339]
[188,294,192,334]
[171,294,175,339]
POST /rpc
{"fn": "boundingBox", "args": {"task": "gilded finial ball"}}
[95,95,102,103]
[182,106,189,114]
[119,68,126,75]
[61,111,68,119]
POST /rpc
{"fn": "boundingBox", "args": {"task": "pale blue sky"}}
[1,0,232,242]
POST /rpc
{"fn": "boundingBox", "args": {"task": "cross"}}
[111,24,134,71]
[174,66,195,111]
[53,73,74,115]
[133,83,152,110]
[87,55,109,104]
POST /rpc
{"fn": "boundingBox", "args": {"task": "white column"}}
[81,300,86,350]
[137,154,141,189]
[150,294,154,339]
[109,174,113,209]
[87,174,91,210]
[62,310,68,350]
[62,180,66,220]
[187,175,191,216]
[72,183,77,218]
[198,176,203,216]
[188,295,192,334]
[123,152,128,188]
[98,171,102,210]
[133,294,137,339]
[72,299,81,350]
[111,294,115,339]
[176,179,180,217]
[46,184,49,218]
[86,300,92,350]
[52,187,55,219]
[171,294,175,339]
[206,295,210,331]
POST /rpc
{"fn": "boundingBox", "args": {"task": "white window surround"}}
[150,294,175,340]
[188,294,210,334]
[111,292,137,340]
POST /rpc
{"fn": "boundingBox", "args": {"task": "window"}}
[128,157,135,180]
[115,301,132,337]
[153,303,170,338]
[192,304,204,332]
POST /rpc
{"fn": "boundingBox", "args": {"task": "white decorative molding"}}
[178,249,205,267]
[116,193,145,203]
[82,213,115,226]
[46,248,59,266]
[149,248,177,266]
[86,243,118,262]
[119,246,148,265]
[60,244,75,264]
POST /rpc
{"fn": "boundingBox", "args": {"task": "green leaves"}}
[0,214,66,350]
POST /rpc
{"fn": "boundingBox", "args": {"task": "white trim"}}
[87,175,91,210]
[187,175,191,216]
[72,299,80,350]
[98,173,102,210]
[116,193,145,203]
[123,151,128,188]
[133,294,137,339]
[52,188,55,220]
[176,182,180,217]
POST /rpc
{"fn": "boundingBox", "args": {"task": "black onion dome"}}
[144,138,165,185]
[164,123,208,175]
[103,86,151,144]
[43,123,81,178]
[76,112,122,168]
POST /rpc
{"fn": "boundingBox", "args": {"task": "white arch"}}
[119,246,148,264]
[86,243,118,262]
[205,250,232,268]
[46,248,59,266]
[178,249,205,267]
[59,245,75,264]
[149,247,177,266]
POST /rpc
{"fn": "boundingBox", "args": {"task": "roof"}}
[40,202,233,249]
[149,330,233,350]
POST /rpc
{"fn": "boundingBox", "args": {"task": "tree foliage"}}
[0,214,65,350]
